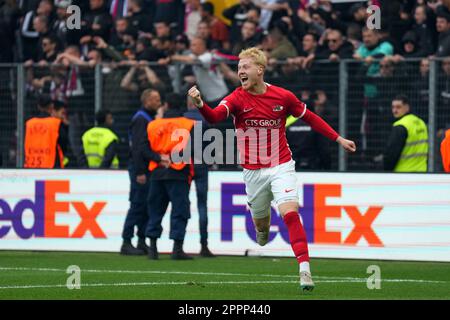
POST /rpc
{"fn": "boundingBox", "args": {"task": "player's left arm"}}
[286,91,356,153]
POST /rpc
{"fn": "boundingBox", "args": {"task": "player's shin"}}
[283,211,310,273]
[253,211,271,246]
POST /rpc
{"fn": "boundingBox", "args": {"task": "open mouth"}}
[240,76,249,85]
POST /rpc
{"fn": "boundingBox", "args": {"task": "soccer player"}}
[188,47,356,291]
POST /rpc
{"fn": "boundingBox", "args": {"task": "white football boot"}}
[256,230,269,246]
[300,270,315,292]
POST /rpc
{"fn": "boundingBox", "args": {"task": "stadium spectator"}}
[438,57,450,135]
[266,20,297,61]
[256,0,290,31]
[91,34,125,61]
[411,58,430,122]
[145,93,195,260]
[153,20,174,40]
[287,32,318,70]
[121,60,165,95]
[81,109,119,169]
[20,0,54,61]
[246,6,261,25]
[370,57,412,156]
[0,0,19,63]
[278,13,303,53]
[51,0,73,48]
[316,29,356,62]
[183,95,215,257]
[109,17,132,52]
[223,0,256,44]
[231,20,261,56]
[121,89,169,256]
[185,0,202,40]
[152,0,184,33]
[353,27,393,157]
[24,95,68,168]
[309,29,353,105]
[286,90,334,170]
[435,11,450,57]
[382,95,428,172]
[296,5,326,36]
[22,14,53,63]
[200,1,230,51]
[126,0,153,34]
[170,37,229,106]
[348,2,367,29]
[196,20,222,50]
[35,34,60,64]
[3,0,450,173]
[411,4,437,57]
[346,23,362,51]
[80,0,113,42]
[54,45,96,167]
[396,31,421,58]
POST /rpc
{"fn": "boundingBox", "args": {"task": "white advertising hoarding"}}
[0,169,450,262]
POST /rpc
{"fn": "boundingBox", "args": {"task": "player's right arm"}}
[188,86,231,124]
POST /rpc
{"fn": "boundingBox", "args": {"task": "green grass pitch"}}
[0,251,449,300]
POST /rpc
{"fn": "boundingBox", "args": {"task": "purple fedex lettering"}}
[0,181,45,239]
[221,183,289,243]
[300,184,315,243]
[0,180,106,239]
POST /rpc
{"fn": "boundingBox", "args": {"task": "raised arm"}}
[187,86,229,124]
[301,109,356,153]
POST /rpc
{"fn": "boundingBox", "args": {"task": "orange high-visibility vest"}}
[441,129,450,173]
[24,117,64,168]
[147,117,195,171]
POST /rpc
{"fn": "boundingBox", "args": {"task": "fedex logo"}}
[0,180,106,239]
[221,183,383,246]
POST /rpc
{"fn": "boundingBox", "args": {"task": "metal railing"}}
[1,57,447,172]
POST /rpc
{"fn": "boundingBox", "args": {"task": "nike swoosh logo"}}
[243,108,253,113]
[285,189,294,193]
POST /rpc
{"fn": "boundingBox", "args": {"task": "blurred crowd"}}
[1,0,450,170]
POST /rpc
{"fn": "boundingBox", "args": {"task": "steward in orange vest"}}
[441,129,450,173]
[144,95,196,260]
[24,96,68,169]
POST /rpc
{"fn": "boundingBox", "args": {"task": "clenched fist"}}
[336,136,357,153]
[188,85,204,108]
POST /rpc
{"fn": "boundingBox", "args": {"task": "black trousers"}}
[121,163,150,241]
[145,179,191,241]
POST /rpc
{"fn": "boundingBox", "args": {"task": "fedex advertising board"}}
[1,170,450,262]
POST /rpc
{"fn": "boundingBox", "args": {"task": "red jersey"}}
[198,83,339,170]
[220,84,306,169]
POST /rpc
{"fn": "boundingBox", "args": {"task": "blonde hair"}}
[239,47,267,68]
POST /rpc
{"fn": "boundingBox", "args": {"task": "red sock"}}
[283,211,310,263]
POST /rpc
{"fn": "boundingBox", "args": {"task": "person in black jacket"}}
[411,5,436,57]
[435,11,450,57]
[231,20,262,56]
[315,29,354,62]
[127,0,153,34]
[80,0,113,42]
[223,0,256,44]
[120,89,170,255]
[313,29,354,103]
